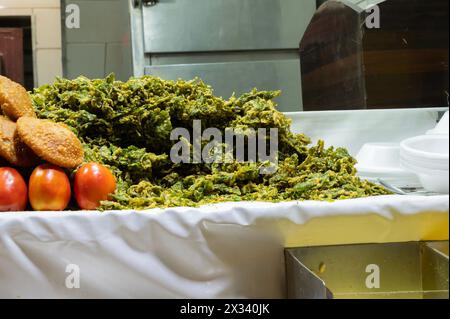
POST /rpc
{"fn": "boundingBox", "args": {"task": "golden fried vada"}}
[16,117,84,168]
[0,76,36,121]
[0,116,41,167]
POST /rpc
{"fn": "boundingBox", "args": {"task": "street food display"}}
[0,74,390,212]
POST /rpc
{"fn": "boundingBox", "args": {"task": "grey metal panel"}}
[105,43,133,81]
[65,43,106,79]
[63,0,131,44]
[285,250,330,299]
[145,60,302,112]
[130,0,146,77]
[142,0,315,53]
[150,50,299,65]
[62,0,133,80]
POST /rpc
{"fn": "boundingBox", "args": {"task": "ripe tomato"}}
[0,167,28,212]
[29,164,71,211]
[74,163,116,210]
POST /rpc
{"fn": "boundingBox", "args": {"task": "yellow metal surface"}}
[279,212,449,248]
[286,241,449,299]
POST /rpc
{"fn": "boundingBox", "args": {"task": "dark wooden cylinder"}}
[300,0,449,111]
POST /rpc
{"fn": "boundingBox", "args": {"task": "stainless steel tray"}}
[285,241,449,299]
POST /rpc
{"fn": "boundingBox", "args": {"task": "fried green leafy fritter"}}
[32,74,391,210]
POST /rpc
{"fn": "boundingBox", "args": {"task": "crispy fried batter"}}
[0,116,41,167]
[16,117,84,168]
[0,76,36,121]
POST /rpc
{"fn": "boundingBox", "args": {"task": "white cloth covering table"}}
[0,195,448,299]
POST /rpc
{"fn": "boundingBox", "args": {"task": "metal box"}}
[285,241,449,299]
[130,0,317,111]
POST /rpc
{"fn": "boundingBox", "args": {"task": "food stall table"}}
[0,195,447,298]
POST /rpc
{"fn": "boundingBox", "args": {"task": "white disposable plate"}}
[400,135,449,194]
[356,143,420,188]
[356,164,421,188]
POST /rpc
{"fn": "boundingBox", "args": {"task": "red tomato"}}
[0,167,28,212]
[29,164,71,211]
[74,163,116,210]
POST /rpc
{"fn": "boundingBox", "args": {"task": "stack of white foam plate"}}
[355,143,421,188]
[400,135,449,194]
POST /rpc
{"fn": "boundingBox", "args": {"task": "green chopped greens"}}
[31,74,390,210]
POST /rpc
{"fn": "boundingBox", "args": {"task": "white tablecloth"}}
[0,195,448,299]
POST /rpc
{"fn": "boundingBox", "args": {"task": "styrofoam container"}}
[355,143,421,188]
[400,135,449,194]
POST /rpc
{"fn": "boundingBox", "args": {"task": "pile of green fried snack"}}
[31,74,390,210]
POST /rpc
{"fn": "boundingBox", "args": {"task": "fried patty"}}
[0,76,36,121]
[0,116,41,167]
[16,117,84,168]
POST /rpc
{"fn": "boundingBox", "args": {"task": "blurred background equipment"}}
[59,0,321,111]
[300,0,449,111]
[2,0,448,112]
[128,0,316,112]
